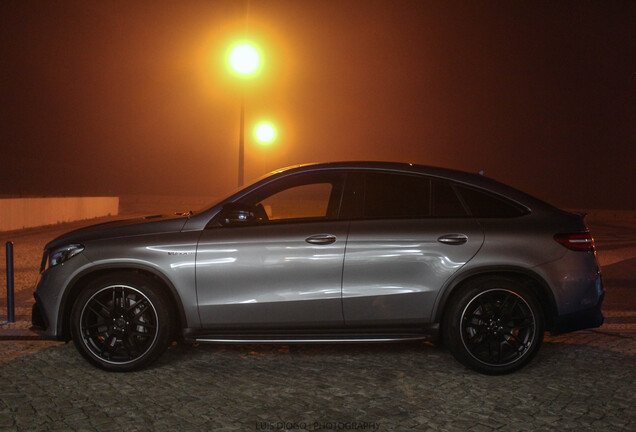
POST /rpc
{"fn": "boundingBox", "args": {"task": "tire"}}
[70,272,172,372]
[443,276,544,375]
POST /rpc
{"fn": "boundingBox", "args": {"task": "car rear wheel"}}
[70,272,171,371]
[443,276,544,375]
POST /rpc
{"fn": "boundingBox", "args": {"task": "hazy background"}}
[1,0,634,209]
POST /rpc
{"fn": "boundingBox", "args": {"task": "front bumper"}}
[31,292,56,339]
[31,252,93,340]
[31,293,47,330]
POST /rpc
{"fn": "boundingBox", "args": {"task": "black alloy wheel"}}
[70,273,171,371]
[461,289,536,365]
[444,277,544,375]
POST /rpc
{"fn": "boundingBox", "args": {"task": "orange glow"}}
[196,16,296,184]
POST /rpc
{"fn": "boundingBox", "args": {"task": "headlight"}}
[48,244,85,268]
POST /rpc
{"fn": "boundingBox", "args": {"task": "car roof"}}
[278,161,486,182]
[274,161,559,213]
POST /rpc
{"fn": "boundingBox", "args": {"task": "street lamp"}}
[254,121,276,175]
[229,44,260,75]
[254,122,276,145]
[228,42,261,187]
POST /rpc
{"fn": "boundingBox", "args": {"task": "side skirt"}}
[183,325,439,344]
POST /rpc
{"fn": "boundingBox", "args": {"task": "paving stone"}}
[0,412,15,428]
[0,331,634,431]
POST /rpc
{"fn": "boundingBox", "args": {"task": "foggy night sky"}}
[1,1,634,209]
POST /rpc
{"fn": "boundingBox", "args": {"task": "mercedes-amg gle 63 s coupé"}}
[32,162,604,374]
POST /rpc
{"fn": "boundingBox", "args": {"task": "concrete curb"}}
[0,318,44,340]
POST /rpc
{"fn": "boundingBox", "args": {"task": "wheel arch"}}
[435,266,558,334]
[58,263,187,341]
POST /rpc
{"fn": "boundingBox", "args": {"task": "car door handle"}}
[437,234,468,245]
[305,234,337,245]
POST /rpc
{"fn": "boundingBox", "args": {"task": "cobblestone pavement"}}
[0,209,635,431]
[0,333,634,432]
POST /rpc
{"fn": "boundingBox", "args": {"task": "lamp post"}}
[229,42,260,187]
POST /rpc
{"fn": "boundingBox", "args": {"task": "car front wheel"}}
[70,272,171,371]
[443,276,544,375]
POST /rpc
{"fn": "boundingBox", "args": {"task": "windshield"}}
[195,169,286,213]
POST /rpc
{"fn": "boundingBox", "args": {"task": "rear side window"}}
[363,173,431,219]
[359,173,470,219]
[432,180,468,217]
[456,186,527,217]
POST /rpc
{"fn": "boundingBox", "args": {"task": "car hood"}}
[45,214,190,250]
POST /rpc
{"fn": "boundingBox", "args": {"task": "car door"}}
[342,171,484,325]
[196,171,349,328]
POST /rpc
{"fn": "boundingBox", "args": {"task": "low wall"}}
[0,197,119,231]
[118,195,213,216]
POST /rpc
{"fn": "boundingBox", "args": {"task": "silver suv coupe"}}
[32,162,604,374]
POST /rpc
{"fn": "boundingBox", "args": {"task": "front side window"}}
[259,183,333,221]
[239,172,345,223]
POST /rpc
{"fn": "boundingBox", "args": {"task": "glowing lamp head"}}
[255,122,276,144]
[229,43,260,76]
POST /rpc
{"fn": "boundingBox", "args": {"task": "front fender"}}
[57,260,196,338]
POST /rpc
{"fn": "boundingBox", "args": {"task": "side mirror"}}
[217,203,260,227]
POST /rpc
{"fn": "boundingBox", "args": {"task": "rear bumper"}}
[550,292,604,335]
[534,249,604,334]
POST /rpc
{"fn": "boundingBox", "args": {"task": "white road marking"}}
[603,310,636,317]
[597,246,636,267]
[601,323,636,332]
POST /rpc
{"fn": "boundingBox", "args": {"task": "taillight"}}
[554,232,595,251]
